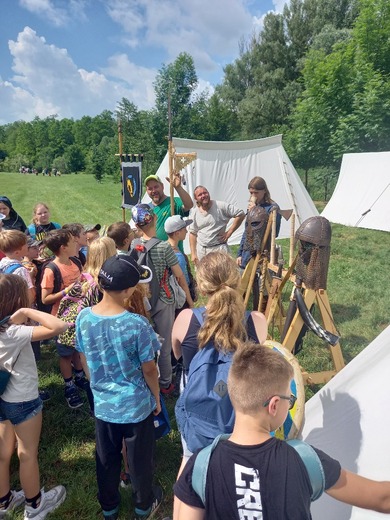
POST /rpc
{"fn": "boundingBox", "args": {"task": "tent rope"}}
[355,183,390,227]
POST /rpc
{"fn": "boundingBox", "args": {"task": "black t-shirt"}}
[174,437,341,520]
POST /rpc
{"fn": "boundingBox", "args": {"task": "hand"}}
[236,257,242,267]
[9,308,28,325]
[247,201,256,211]
[191,255,199,268]
[219,230,231,243]
[188,300,195,309]
[153,395,162,416]
[165,170,182,189]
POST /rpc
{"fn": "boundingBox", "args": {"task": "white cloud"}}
[19,0,88,26]
[0,26,156,124]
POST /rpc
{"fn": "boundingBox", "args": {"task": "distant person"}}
[189,186,245,266]
[0,196,27,233]
[174,341,390,519]
[75,255,163,520]
[107,222,134,254]
[28,203,61,241]
[0,274,67,518]
[144,172,193,252]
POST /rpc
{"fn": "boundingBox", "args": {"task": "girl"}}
[0,196,27,233]
[0,274,67,518]
[27,203,61,242]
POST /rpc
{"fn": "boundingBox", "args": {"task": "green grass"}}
[2,170,390,518]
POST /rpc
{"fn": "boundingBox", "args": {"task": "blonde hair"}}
[0,274,30,332]
[0,230,27,253]
[196,251,247,352]
[32,202,50,224]
[228,342,294,414]
[85,237,116,283]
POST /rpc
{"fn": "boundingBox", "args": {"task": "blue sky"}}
[0,0,287,124]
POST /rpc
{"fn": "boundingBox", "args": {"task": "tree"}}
[64,144,85,173]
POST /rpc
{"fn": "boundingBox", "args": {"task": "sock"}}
[0,490,12,510]
[26,491,41,509]
[64,377,74,387]
[74,369,84,380]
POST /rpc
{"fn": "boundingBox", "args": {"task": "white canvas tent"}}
[322,152,390,232]
[302,325,390,519]
[142,135,318,250]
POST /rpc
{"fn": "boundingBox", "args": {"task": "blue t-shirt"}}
[76,308,160,424]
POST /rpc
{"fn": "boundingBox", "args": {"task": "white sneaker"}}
[24,486,66,519]
[0,489,25,518]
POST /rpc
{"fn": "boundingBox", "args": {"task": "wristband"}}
[62,289,66,297]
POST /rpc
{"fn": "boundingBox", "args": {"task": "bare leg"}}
[0,421,16,496]
[14,412,42,498]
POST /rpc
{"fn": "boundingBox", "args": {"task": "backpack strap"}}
[287,439,325,501]
[192,307,206,325]
[2,262,23,274]
[45,262,63,294]
[192,434,230,504]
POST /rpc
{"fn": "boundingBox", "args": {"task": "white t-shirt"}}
[0,324,38,402]
[0,258,34,289]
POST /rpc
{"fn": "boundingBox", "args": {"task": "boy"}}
[174,342,390,519]
[0,230,35,304]
[131,204,193,395]
[75,255,163,520]
[41,229,85,408]
[62,223,88,266]
[107,222,134,254]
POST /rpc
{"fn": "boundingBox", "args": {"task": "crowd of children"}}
[1,192,390,520]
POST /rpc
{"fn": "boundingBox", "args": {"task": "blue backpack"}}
[175,307,240,453]
[0,262,23,274]
[192,434,325,504]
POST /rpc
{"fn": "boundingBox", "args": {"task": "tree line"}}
[1,0,389,199]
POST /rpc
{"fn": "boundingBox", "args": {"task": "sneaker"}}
[24,486,66,519]
[134,485,163,520]
[160,383,175,396]
[38,389,51,402]
[102,507,119,520]
[74,376,90,391]
[0,489,25,518]
[64,385,83,409]
[120,472,131,489]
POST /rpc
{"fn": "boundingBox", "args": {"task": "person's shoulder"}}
[53,222,61,229]
[27,223,35,233]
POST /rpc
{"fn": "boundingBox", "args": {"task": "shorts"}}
[56,341,75,357]
[0,396,43,425]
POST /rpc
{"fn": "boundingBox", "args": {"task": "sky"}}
[0,0,288,125]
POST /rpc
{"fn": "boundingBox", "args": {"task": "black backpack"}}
[36,257,82,314]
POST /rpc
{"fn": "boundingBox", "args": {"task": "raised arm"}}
[166,171,193,211]
[10,307,68,341]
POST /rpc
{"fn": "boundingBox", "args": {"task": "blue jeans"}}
[0,396,43,425]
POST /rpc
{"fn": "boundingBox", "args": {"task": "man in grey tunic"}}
[189,186,245,266]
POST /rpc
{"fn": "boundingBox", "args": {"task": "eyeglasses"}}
[263,394,297,410]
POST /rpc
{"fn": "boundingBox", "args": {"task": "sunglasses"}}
[263,394,297,410]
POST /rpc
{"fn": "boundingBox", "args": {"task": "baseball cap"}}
[98,254,152,291]
[144,175,163,186]
[85,224,101,232]
[164,215,193,234]
[27,237,40,248]
[132,204,154,227]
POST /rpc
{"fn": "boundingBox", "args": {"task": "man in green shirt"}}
[144,173,193,252]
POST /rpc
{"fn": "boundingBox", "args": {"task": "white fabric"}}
[302,325,390,519]
[322,152,390,232]
[142,136,318,251]
[0,325,38,402]
[0,258,34,288]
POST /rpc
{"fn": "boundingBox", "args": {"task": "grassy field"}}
[1,170,390,519]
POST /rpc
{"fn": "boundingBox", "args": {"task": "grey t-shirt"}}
[189,200,244,247]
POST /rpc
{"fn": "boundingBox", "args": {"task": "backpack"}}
[36,257,82,314]
[0,262,23,274]
[56,273,98,347]
[192,434,325,504]
[131,238,169,309]
[175,307,246,453]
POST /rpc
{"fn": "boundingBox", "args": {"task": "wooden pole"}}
[270,209,277,265]
[289,213,295,268]
[117,119,126,222]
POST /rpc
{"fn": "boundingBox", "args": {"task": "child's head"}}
[85,224,101,246]
[228,342,293,421]
[0,274,30,331]
[26,238,40,260]
[0,230,28,256]
[131,204,156,232]
[43,229,77,257]
[164,215,192,241]
[197,251,241,296]
[98,254,152,295]
[62,223,87,247]
[32,202,51,225]
[107,222,133,250]
[85,237,117,282]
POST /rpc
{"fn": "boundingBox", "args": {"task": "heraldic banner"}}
[122,162,142,208]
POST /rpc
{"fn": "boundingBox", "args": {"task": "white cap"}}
[164,215,193,234]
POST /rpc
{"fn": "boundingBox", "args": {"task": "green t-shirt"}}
[153,197,189,253]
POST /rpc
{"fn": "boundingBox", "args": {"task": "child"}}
[85,224,101,247]
[174,342,390,519]
[107,222,134,254]
[62,223,88,266]
[0,231,35,305]
[0,274,67,518]
[131,204,193,395]
[75,255,163,520]
[40,229,84,409]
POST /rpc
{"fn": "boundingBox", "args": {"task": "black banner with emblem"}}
[121,162,142,208]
